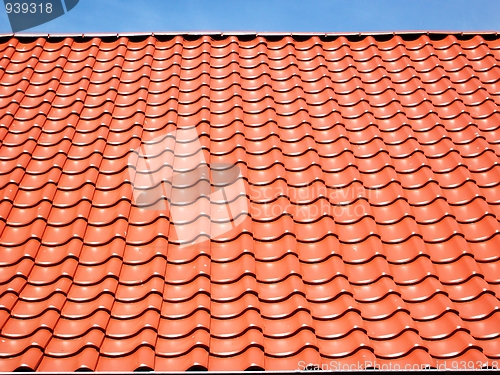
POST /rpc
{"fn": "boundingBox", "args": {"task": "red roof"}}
[1,32,500,372]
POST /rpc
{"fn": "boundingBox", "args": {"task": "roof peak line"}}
[1,29,500,39]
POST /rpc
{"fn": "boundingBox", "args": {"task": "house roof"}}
[1,32,500,372]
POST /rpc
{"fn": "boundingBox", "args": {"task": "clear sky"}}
[1,0,500,34]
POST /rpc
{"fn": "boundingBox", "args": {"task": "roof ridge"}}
[0,30,499,39]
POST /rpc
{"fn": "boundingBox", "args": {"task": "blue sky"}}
[1,0,500,34]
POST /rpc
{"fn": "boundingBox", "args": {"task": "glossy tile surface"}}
[1,33,500,371]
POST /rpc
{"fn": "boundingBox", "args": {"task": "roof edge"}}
[2,370,498,375]
[1,30,499,39]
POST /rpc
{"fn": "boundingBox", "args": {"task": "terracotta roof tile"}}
[1,32,500,371]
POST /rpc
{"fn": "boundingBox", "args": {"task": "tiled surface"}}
[1,33,500,371]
